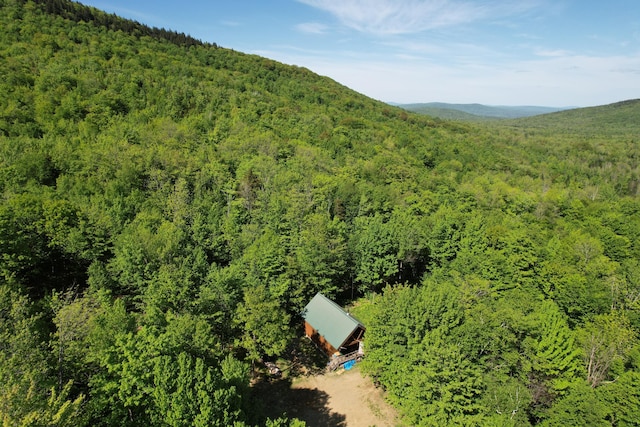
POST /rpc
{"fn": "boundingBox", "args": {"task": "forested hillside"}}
[506,99,640,135]
[1,1,640,426]
[401,102,568,120]
[400,104,490,121]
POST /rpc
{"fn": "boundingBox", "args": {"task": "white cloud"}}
[259,44,640,106]
[613,67,640,75]
[296,22,329,34]
[382,40,445,55]
[296,0,543,35]
[534,48,572,57]
[395,53,425,61]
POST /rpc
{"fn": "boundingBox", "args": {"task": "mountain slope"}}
[401,102,569,119]
[399,104,491,121]
[1,1,640,427]
[505,99,640,134]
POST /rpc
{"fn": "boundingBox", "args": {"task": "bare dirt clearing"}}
[254,366,400,427]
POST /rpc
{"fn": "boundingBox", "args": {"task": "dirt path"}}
[252,365,399,426]
[286,366,400,427]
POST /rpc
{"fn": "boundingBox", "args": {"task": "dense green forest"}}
[1,0,639,425]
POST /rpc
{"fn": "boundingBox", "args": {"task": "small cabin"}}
[302,293,365,356]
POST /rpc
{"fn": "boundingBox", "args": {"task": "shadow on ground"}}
[252,377,347,427]
[250,336,346,426]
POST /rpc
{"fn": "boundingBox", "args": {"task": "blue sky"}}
[80,0,640,107]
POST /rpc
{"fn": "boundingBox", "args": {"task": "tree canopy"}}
[1,0,640,425]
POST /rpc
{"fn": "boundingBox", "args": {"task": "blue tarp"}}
[343,360,356,370]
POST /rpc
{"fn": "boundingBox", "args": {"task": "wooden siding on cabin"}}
[305,321,366,356]
[304,321,338,355]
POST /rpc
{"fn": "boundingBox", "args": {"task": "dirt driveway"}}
[254,365,400,427]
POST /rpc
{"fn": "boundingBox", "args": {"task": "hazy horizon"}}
[80,0,640,107]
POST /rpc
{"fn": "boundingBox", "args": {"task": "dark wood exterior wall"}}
[304,321,365,356]
[304,321,338,355]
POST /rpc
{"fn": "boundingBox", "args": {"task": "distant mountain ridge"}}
[399,102,572,120]
[505,98,640,134]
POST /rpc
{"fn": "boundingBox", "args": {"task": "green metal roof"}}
[302,293,364,350]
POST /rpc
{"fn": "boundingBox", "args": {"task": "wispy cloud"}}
[382,40,445,55]
[296,22,329,34]
[296,0,543,35]
[612,67,640,75]
[221,20,241,27]
[259,42,640,106]
[535,48,572,57]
